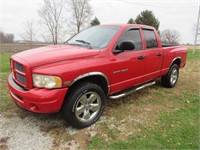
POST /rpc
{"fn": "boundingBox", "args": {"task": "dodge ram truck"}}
[8,24,187,128]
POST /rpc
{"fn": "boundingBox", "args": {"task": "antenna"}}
[193,5,200,54]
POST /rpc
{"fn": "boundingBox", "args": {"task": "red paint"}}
[7,24,187,113]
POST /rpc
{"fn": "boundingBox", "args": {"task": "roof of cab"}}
[99,24,155,30]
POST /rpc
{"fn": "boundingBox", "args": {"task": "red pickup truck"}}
[8,24,187,128]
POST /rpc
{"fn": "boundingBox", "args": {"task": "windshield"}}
[67,26,121,49]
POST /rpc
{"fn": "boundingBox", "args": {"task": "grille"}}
[12,59,29,87]
[16,73,27,85]
[15,62,25,73]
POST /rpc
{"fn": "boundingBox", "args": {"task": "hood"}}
[14,45,100,67]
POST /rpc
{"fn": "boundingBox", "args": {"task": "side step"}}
[109,81,156,99]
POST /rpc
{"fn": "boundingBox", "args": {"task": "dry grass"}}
[0,43,48,53]
[186,45,200,49]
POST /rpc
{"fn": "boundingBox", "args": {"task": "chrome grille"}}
[15,62,25,73]
[16,73,27,85]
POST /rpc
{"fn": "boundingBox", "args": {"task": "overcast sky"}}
[0,0,199,44]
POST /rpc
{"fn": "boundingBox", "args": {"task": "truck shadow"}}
[16,79,164,129]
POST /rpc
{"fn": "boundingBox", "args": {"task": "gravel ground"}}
[0,103,162,150]
[0,112,93,150]
[0,114,54,150]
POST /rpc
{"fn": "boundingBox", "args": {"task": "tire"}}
[61,82,106,129]
[161,64,179,88]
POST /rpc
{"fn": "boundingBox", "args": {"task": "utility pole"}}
[193,5,200,54]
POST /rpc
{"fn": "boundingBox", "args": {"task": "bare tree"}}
[161,29,180,45]
[38,0,66,45]
[21,20,36,48]
[68,0,92,33]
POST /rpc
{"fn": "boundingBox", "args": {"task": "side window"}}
[143,29,158,49]
[120,29,142,50]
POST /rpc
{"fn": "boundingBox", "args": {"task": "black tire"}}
[161,64,179,88]
[61,82,106,129]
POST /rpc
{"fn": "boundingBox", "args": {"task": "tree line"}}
[23,2,179,47]
[0,32,14,43]
[2,0,180,46]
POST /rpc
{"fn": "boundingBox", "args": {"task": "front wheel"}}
[161,64,179,88]
[61,82,106,129]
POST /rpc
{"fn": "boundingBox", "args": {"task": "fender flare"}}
[170,57,181,67]
[70,72,110,94]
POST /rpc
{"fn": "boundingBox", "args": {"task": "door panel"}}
[109,28,147,94]
[144,48,163,81]
[142,29,163,81]
[110,50,146,93]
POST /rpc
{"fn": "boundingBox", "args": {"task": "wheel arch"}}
[171,57,181,68]
[69,72,110,95]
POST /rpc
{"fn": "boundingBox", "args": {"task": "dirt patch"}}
[0,136,9,150]
[49,122,99,149]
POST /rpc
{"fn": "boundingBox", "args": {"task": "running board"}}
[109,81,156,99]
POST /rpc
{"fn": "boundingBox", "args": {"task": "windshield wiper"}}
[75,40,92,49]
[64,41,69,44]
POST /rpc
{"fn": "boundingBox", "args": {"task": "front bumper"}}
[7,74,68,113]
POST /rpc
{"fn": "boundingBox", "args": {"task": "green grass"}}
[0,53,15,113]
[187,49,200,61]
[0,72,15,113]
[89,94,199,149]
[0,53,13,72]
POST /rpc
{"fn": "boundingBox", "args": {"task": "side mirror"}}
[119,40,135,51]
[113,40,135,54]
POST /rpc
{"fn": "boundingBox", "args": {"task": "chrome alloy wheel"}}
[75,91,101,122]
[170,68,178,85]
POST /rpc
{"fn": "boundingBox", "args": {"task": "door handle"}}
[157,53,162,56]
[138,55,145,60]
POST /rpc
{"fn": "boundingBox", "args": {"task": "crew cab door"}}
[109,28,146,93]
[142,29,163,81]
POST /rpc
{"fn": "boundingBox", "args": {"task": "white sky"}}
[0,0,199,44]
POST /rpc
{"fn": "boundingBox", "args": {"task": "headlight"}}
[32,74,62,89]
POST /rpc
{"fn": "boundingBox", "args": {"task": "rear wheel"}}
[161,64,179,88]
[61,82,106,129]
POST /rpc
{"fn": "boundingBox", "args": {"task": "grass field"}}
[0,48,199,149]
